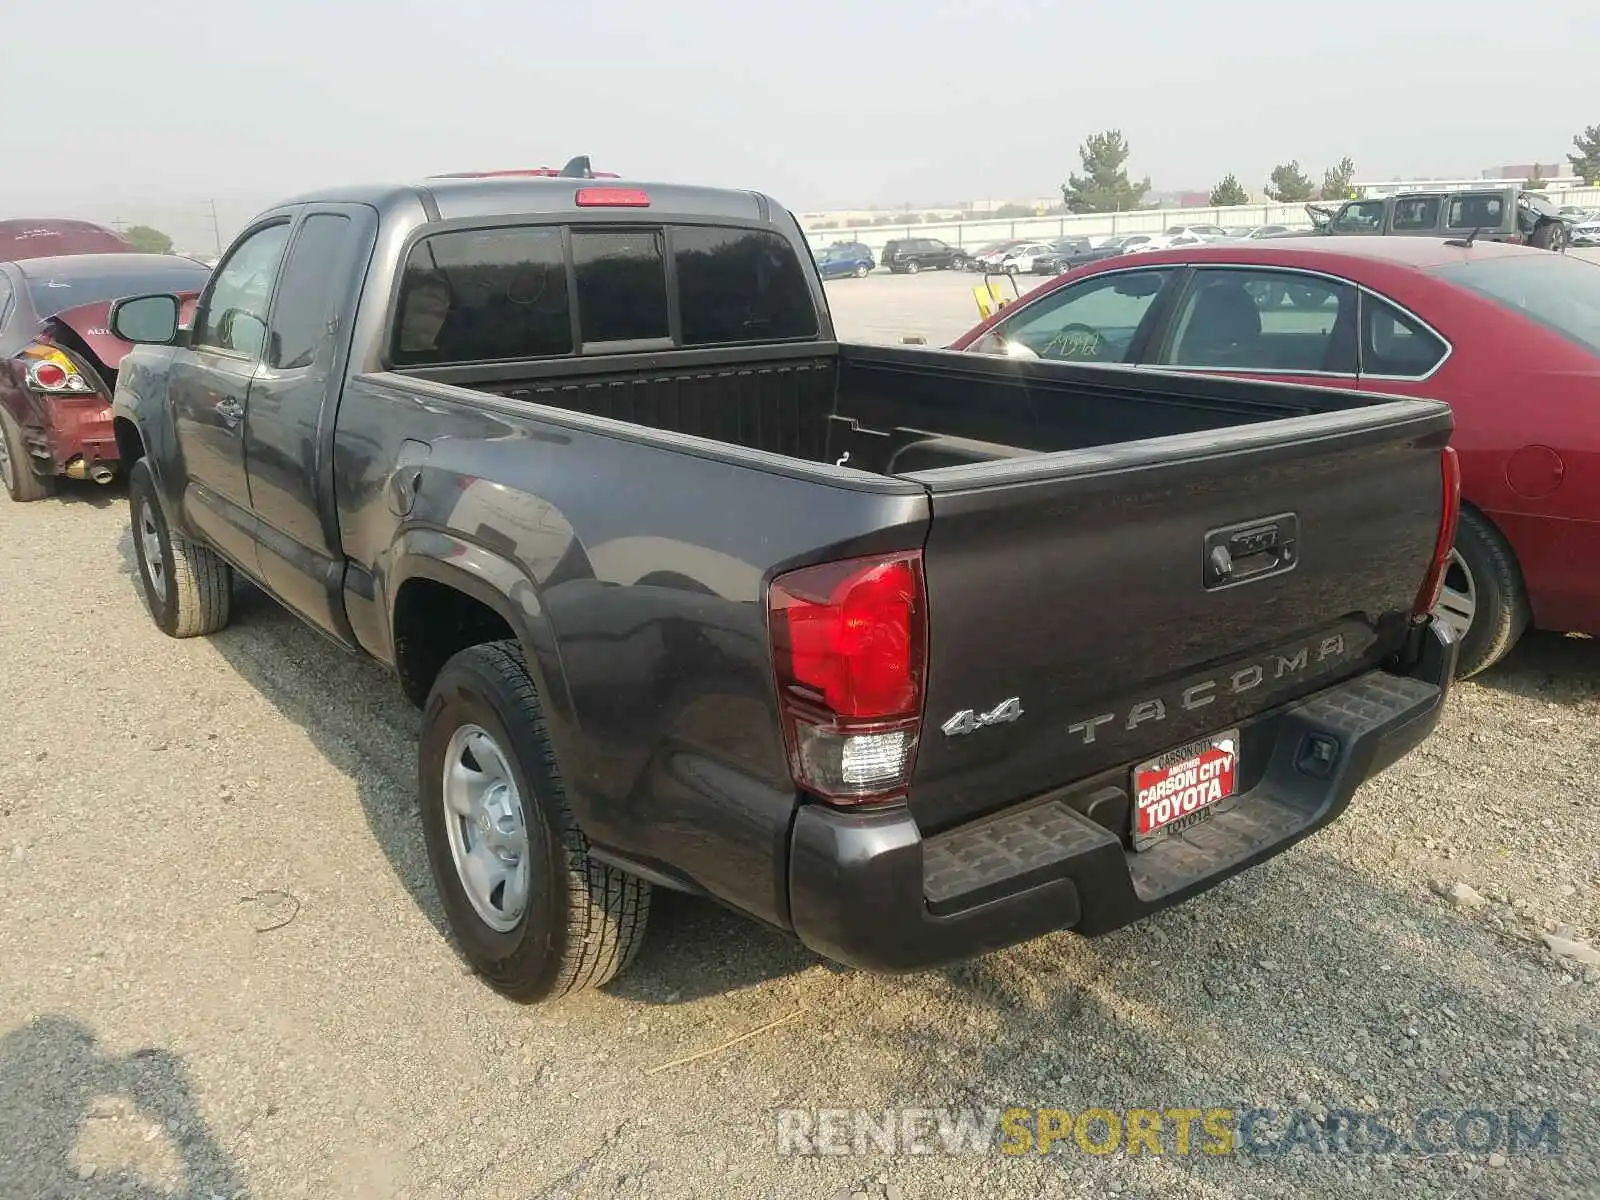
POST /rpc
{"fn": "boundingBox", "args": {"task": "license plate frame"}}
[1130,729,1240,852]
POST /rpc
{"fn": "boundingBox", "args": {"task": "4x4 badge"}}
[941,697,1024,737]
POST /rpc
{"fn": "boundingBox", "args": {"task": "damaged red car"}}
[0,252,209,501]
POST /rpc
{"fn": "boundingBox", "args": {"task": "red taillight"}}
[769,552,926,806]
[575,187,651,208]
[20,343,92,394]
[1414,446,1462,618]
[32,362,68,388]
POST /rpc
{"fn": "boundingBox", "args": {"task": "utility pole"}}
[205,199,222,256]
[111,217,127,233]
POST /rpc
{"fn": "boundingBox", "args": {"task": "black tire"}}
[1529,220,1567,252]
[127,458,232,637]
[905,261,920,275]
[1444,508,1530,678]
[0,406,55,502]
[420,640,650,1002]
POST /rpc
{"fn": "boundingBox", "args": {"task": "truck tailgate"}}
[905,399,1453,834]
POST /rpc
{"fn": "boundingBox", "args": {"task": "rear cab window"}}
[391,222,818,365]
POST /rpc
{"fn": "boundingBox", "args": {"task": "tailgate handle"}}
[1203,513,1298,591]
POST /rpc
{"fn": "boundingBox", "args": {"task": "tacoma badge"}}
[941,697,1024,737]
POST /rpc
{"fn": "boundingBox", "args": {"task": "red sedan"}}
[951,236,1600,677]
[1,253,209,501]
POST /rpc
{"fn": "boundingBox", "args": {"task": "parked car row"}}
[950,234,1600,678]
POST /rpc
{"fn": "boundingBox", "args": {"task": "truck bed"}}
[401,341,1347,478]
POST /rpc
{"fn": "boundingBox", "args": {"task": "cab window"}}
[1391,197,1441,231]
[197,222,291,358]
[1331,201,1385,232]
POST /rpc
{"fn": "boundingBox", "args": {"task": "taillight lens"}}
[769,552,926,806]
[21,343,92,394]
[1414,446,1462,618]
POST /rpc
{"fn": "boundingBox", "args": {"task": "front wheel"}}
[128,458,232,637]
[1435,508,1530,678]
[420,640,651,1001]
[905,261,920,275]
[854,264,869,278]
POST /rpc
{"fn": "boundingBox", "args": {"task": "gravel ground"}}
[2,278,1599,1198]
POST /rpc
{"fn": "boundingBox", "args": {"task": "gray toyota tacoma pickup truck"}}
[107,164,1461,1003]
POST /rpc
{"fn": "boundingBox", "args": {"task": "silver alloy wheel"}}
[0,429,11,490]
[1434,548,1476,641]
[442,723,531,933]
[138,498,167,603]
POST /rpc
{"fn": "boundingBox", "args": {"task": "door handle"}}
[215,397,244,426]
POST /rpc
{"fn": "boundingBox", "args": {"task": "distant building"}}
[1483,162,1563,182]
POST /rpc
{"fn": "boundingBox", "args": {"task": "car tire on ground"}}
[854,264,869,278]
[128,457,232,638]
[419,639,651,1002]
[0,406,56,503]
[1436,507,1531,679]
[905,261,920,275]
[1528,220,1567,252]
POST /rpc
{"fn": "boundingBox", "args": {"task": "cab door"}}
[243,203,378,644]
[169,214,295,570]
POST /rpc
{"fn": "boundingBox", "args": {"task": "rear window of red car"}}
[1433,255,1600,356]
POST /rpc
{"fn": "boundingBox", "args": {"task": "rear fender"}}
[386,531,589,825]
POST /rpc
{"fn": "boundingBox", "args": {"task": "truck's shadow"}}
[114,530,809,1003]
[0,1015,246,1199]
[1474,629,1600,705]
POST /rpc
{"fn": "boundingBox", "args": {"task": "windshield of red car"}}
[1432,255,1600,358]
[21,259,211,321]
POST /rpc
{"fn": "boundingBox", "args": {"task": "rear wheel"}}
[0,407,55,502]
[854,263,869,278]
[1435,508,1530,678]
[1529,220,1567,252]
[420,640,651,1001]
[905,261,920,275]
[128,458,233,637]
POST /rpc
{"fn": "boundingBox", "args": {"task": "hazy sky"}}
[1,0,1591,247]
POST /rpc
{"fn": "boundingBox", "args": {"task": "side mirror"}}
[110,294,181,345]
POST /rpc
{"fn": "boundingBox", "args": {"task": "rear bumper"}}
[787,618,1456,972]
[42,397,118,474]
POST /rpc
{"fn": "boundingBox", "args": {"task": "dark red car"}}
[951,236,1600,677]
[1,253,210,501]
[0,218,132,262]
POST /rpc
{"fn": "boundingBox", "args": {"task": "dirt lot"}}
[2,275,1598,1200]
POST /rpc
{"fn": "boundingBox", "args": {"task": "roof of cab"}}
[270,176,779,225]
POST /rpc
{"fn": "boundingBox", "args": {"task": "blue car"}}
[814,242,875,279]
